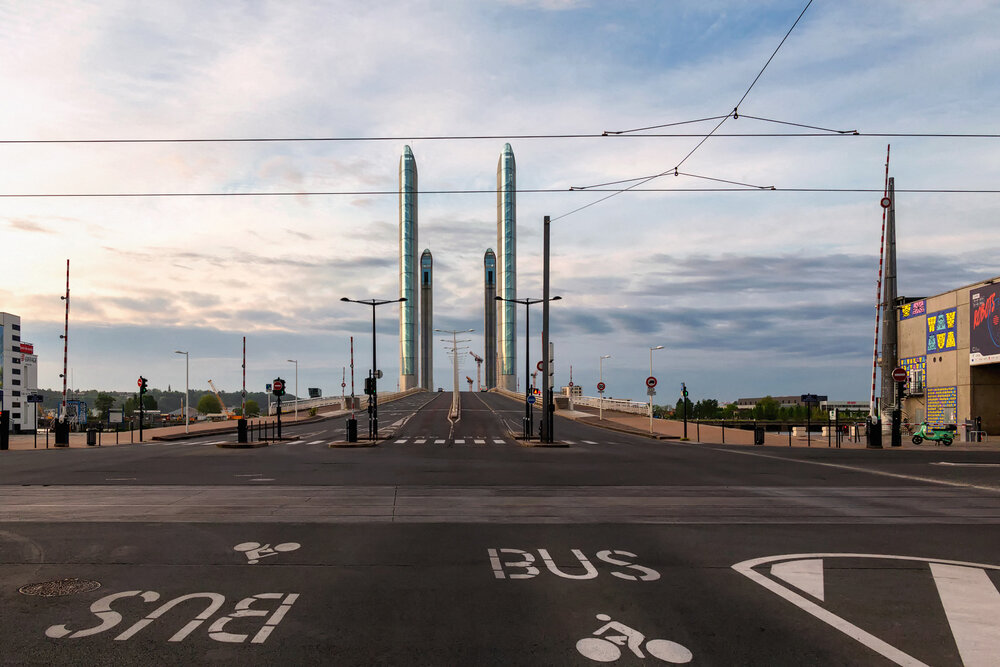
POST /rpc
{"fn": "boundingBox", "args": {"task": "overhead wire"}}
[551,0,815,221]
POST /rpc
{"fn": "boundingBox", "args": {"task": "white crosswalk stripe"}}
[415,439,426,444]
[307,440,324,445]
[434,439,446,444]
[474,439,485,445]
[455,439,465,444]
[583,440,597,444]
[396,439,408,444]
[493,439,505,444]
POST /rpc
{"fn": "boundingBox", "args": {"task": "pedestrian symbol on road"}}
[576,613,692,663]
[234,541,301,564]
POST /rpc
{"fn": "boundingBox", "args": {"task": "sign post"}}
[891,367,906,447]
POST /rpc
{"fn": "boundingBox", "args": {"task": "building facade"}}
[420,249,433,391]
[1,312,38,433]
[897,275,1000,435]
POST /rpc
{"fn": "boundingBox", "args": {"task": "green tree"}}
[754,396,780,420]
[197,393,223,415]
[243,399,260,417]
[94,392,117,420]
[142,394,157,410]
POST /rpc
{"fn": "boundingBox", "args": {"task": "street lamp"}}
[341,296,406,440]
[174,350,189,434]
[599,354,611,421]
[435,328,473,415]
[496,294,561,439]
[287,359,298,421]
[649,345,664,433]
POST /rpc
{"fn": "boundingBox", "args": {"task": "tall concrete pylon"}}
[420,249,433,391]
[484,249,497,389]
[496,143,517,391]
[399,145,418,391]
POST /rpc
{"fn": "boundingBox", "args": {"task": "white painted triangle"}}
[771,558,825,601]
[929,563,1000,667]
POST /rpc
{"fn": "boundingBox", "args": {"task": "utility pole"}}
[541,215,552,443]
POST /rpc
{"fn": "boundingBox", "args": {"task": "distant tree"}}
[94,392,117,420]
[753,396,780,420]
[197,393,223,414]
[244,399,260,417]
[142,394,157,410]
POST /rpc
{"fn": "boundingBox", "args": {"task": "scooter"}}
[911,422,953,446]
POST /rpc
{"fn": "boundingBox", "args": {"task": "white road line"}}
[434,439,446,444]
[493,439,505,444]
[455,439,465,444]
[695,444,1000,493]
[583,440,597,444]
[475,439,485,445]
[307,440,324,445]
[396,439,408,444]
[931,462,1000,467]
[415,439,427,444]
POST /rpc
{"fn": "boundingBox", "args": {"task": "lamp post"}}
[341,296,405,440]
[496,295,561,439]
[435,329,473,416]
[599,354,611,421]
[174,350,189,434]
[287,359,298,421]
[649,345,664,433]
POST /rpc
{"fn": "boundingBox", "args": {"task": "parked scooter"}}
[911,422,953,446]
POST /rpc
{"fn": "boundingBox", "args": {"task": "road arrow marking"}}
[733,553,1000,667]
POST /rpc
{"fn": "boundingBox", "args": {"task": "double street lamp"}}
[174,350,189,434]
[649,345,664,433]
[496,294,561,439]
[435,328,473,415]
[341,296,406,440]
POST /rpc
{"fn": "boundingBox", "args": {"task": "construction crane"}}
[466,376,474,391]
[207,379,238,420]
[469,352,483,391]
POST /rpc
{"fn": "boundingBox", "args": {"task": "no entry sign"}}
[891,367,907,382]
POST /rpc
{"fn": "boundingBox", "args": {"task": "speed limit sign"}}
[597,381,606,392]
[646,376,657,389]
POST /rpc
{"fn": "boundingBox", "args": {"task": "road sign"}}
[597,382,606,392]
[646,376,657,388]
[26,393,43,403]
[881,196,892,208]
[647,388,656,396]
[241,390,247,398]
[273,379,284,393]
[537,361,544,372]
[568,382,574,387]
[891,367,907,382]
[137,377,143,388]
[527,394,536,404]
[341,382,346,388]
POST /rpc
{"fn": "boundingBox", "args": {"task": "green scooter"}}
[911,422,953,446]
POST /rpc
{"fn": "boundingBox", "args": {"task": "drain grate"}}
[19,578,101,597]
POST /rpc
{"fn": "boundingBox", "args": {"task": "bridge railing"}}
[572,396,649,414]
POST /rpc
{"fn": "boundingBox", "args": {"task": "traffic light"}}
[139,376,148,394]
[272,378,286,396]
[364,377,375,396]
[681,382,688,398]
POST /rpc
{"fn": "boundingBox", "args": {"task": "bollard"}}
[346,418,358,443]
[237,418,248,444]
[721,420,725,444]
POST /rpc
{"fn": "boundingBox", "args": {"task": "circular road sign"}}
[537,361,544,372]
[568,381,574,387]
[342,382,347,388]
[527,394,536,404]
[646,376,657,388]
[273,379,284,392]
[597,381,606,392]
[891,367,907,382]
[881,196,892,209]
[137,377,143,388]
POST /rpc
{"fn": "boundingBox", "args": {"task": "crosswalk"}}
[392,437,508,445]
[140,436,609,447]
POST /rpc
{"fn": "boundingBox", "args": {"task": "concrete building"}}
[735,395,828,410]
[420,249,433,391]
[483,249,497,389]
[1,312,38,433]
[399,145,419,390]
[896,275,1000,435]
[496,143,517,391]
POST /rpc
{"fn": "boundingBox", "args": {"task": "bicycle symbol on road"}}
[576,614,692,663]
[234,541,301,564]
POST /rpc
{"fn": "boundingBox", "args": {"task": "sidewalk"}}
[558,405,999,451]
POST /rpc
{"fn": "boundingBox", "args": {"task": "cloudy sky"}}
[2,0,998,403]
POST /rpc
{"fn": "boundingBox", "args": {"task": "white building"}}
[1,312,39,433]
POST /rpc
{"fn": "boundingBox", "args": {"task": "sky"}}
[2,0,999,404]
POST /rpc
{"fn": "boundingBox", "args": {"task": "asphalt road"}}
[1,391,998,665]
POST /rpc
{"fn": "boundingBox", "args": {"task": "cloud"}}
[5,217,54,234]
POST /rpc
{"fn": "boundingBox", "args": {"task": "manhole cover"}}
[19,578,101,597]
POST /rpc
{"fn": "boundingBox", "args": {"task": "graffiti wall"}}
[899,299,926,321]
[926,308,957,354]
[925,386,958,425]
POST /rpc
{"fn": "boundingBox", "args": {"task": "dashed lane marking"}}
[415,439,427,444]
[475,439,485,445]
[307,440,324,445]
[435,439,446,444]
[583,440,597,444]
